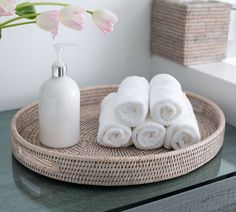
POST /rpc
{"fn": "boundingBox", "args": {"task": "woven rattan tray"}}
[11,85,225,186]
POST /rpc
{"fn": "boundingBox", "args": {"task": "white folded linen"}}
[164,94,201,150]
[114,76,149,127]
[97,93,132,148]
[150,74,185,126]
[132,115,166,150]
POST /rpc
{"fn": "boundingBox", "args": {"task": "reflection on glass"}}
[12,151,222,211]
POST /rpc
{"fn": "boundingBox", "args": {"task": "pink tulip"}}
[0,0,15,16]
[59,6,85,31]
[36,11,60,39]
[91,9,118,35]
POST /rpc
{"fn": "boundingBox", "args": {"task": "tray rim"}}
[11,84,226,162]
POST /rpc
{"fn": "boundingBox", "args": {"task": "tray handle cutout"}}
[18,146,60,173]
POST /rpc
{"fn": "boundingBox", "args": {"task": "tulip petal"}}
[60,6,85,31]
[92,9,118,35]
[36,11,60,39]
[0,0,15,16]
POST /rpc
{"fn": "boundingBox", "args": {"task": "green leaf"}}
[0,28,2,40]
[15,2,37,20]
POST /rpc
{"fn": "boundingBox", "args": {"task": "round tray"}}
[11,85,225,186]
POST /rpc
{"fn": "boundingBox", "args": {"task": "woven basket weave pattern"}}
[11,85,225,186]
[151,0,231,65]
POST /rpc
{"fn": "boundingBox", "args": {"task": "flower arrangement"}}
[0,0,118,39]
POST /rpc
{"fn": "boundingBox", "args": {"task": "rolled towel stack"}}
[132,114,166,150]
[150,74,185,126]
[97,93,132,148]
[164,94,201,150]
[97,74,201,151]
[114,76,149,127]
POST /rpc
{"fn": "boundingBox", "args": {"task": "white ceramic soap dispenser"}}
[39,43,80,148]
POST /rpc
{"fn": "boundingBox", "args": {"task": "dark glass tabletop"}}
[1,109,236,211]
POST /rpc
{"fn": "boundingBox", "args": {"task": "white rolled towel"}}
[150,74,185,126]
[132,115,166,150]
[114,76,149,127]
[97,93,132,148]
[164,94,201,150]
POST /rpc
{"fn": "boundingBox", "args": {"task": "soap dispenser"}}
[39,43,80,148]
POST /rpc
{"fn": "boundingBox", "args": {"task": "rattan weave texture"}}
[151,0,231,65]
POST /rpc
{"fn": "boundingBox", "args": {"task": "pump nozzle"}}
[52,43,77,78]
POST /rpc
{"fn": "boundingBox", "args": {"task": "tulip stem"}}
[86,10,93,15]
[1,13,40,26]
[1,21,36,29]
[0,3,94,31]
[16,2,69,10]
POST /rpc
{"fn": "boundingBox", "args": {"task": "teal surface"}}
[1,109,236,211]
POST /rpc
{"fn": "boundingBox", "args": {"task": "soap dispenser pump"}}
[39,43,80,148]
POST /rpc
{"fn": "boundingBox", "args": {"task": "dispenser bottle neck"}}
[52,43,76,78]
[52,65,67,78]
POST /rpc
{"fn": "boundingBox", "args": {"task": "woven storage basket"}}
[151,0,231,65]
[11,85,225,186]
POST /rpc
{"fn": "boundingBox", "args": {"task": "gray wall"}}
[0,0,152,111]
